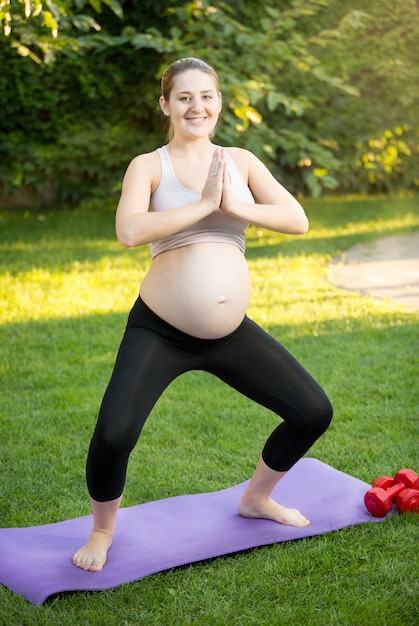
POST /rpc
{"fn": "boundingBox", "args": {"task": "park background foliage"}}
[1,0,418,208]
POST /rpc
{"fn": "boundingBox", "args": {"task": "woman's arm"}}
[116,150,224,248]
[221,148,309,235]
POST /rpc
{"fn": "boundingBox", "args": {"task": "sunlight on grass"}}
[1,197,418,325]
[1,264,144,322]
[0,197,418,625]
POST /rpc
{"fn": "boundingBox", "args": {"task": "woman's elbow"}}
[116,227,139,248]
[294,213,309,235]
[301,214,309,234]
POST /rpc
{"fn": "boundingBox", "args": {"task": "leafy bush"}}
[1,0,418,208]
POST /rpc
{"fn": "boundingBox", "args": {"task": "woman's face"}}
[160,69,222,140]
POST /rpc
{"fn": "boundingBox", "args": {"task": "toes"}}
[88,561,104,572]
[286,508,310,527]
[72,553,87,570]
[72,549,105,572]
[238,497,311,528]
[73,552,93,571]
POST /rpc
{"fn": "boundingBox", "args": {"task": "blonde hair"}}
[160,57,220,140]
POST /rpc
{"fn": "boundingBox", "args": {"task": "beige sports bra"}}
[149,145,254,258]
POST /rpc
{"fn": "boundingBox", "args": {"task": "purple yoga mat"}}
[0,458,383,605]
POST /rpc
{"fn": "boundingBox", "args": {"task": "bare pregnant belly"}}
[140,243,251,339]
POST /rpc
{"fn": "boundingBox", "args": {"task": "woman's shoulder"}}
[128,149,161,170]
[223,146,251,158]
[223,146,260,166]
[126,149,162,175]
[223,146,260,180]
[122,149,162,193]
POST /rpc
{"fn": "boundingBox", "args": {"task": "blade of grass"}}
[0,195,418,625]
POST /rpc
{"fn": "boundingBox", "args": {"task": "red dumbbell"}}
[364,468,419,517]
[395,488,419,514]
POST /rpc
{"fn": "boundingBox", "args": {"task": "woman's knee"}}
[90,414,138,460]
[309,391,333,437]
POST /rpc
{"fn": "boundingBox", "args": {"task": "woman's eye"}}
[179,95,212,102]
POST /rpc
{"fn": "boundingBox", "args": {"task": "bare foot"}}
[238,495,310,527]
[72,530,113,572]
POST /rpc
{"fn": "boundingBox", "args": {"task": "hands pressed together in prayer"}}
[201,148,236,217]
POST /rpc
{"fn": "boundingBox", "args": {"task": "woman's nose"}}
[190,99,204,111]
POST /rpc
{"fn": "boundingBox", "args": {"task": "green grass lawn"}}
[0,195,418,625]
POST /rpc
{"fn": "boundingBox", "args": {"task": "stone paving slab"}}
[330,232,419,311]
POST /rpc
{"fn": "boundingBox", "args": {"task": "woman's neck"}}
[167,136,216,157]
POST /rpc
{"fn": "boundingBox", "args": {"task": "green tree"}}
[139,0,360,196]
[2,0,416,207]
[0,0,123,63]
[301,0,419,193]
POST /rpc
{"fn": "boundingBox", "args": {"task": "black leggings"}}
[86,297,333,501]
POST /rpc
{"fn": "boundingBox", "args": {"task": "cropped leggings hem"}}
[86,296,333,501]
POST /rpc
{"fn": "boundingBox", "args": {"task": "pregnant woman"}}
[72,57,333,572]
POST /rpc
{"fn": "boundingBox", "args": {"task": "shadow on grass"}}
[1,308,418,527]
[2,308,417,424]
[246,225,419,261]
[4,224,417,276]
[1,197,418,273]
